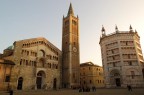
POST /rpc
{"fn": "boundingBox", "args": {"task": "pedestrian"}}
[92,86,95,91]
[129,85,132,91]
[9,89,13,95]
[127,85,130,91]
[94,86,96,91]
[79,87,82,92]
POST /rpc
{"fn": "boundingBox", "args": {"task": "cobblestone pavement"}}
[0,88,144,95]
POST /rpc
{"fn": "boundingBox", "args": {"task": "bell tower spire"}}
[67,3,74,16]
[62,3,80,88]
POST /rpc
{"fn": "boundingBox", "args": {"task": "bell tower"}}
[62,3,80,88]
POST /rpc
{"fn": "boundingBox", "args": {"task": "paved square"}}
[1,88,144,95]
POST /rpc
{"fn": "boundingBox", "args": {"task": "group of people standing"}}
[79,86,96,92]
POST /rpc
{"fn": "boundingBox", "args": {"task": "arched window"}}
[38,50,45,57]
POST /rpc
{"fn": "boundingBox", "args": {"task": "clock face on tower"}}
[73,47,77,52]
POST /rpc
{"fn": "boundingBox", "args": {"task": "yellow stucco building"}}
[80,62,105,88]
[0,59,15,90]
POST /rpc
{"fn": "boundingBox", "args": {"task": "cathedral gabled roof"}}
[67,3,74,16]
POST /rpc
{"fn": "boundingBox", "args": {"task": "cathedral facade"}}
[0,37,62,90]
[99,26,144,88]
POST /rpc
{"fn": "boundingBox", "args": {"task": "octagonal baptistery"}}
[99,26,144,88]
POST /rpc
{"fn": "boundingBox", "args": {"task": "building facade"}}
[0,37,62,90]
[80,62,105,88]
[62,3,80,88]
[99,26,144,88]
[0,59,15,90]
[0,4,80,90]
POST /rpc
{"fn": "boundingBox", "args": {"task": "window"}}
[26,60,28,66]
[83,72,85,75]
[73,42,76,45]
[27,51,29,55]
[65,20,69,25]
[113,63,116,67]
[20,59,22,65]
[84,81,86,84]
[90,80,92,84]
[5,75,10,82]
[56,65,58,69]
[128,55,131,59]
[73,73,75,78]
[131,71,135,79]
[113,56,115,60]
[72,20,77,25]
[112,50,114,54]
[126,42,128,45]
[129,61,132,66]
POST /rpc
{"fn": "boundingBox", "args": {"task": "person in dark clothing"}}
[127,85,130,91]
[9,89,13,95]
[127,85,132,91]
[92,86,96,92]
[129,85,132,91]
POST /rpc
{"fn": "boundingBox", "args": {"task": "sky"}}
[0,0,144,66]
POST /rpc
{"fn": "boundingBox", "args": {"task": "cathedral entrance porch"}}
[36,71,46,89]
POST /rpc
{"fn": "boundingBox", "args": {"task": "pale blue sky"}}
[0,0,144,66]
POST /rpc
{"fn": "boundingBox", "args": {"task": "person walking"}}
[129,85,132,91]
[9,89,13,95]
[127,85,130,91]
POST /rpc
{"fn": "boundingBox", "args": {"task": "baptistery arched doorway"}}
[110,69,121,87]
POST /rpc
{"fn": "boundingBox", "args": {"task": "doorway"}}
[36,76,42,89]
[17,77,23,90]
[36,71,45,89]
[53,78,57,89]
[115,78,121,87]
